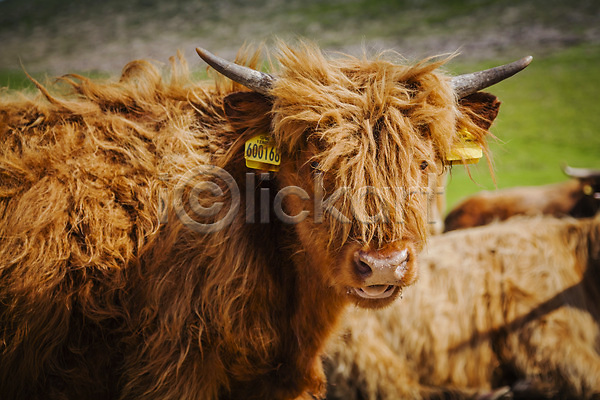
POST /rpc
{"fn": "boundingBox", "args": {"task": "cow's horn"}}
[451,56,533,98]
[562,165,600,179]
[196,47,275,96]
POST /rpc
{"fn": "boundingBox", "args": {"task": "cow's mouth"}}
[352,284,397,299]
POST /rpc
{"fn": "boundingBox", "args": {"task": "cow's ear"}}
[223,91,273,132]
[459,92,501,130]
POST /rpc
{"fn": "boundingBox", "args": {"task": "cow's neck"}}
[227,221,347,399]
[242,169,347,340]
[218,168,347,398]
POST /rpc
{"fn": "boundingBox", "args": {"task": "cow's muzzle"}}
[351,249,409,300]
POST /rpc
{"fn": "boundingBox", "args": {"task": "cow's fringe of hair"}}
[269,41,490,247]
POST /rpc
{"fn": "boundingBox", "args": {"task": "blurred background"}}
[1,0,599,209]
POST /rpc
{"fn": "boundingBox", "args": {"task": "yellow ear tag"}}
[447,128,483,165]
[244,134,281,172]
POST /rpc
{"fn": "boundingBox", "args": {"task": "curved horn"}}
[196,47,275,96]
[451,56,533,98]
[562,165,600,179]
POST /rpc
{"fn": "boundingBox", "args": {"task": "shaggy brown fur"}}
[444,178,600,232]
[325,215,600,399]
[1,42,499,399]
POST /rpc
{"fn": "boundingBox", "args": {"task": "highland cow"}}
[0,42,530,399]
[444,165,600,232]
[325,215,600,400]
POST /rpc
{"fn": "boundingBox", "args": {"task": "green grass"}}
[0,69,118,92]
[0,68,208,93]
[444,43,600,210]
[0,69,45,91]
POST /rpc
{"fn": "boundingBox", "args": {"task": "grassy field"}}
[0,70,110,93]
[1,43,598,213]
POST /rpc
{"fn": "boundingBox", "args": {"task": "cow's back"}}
[0,59,226,398]
[325,215,600,399]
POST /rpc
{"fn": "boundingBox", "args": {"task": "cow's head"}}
[198,43,531,308]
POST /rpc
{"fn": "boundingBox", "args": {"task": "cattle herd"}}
[0,41,598,399]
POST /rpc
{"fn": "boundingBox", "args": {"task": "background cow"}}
[0,42,529,399]
[325,215,600,399]
[444,165,600,232]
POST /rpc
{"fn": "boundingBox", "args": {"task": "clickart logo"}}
[159,166,444,233]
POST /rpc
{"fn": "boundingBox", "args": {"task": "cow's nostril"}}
[355,259,372,277]
[353,251,373,278]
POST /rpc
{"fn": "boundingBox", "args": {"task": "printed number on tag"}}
[245,135,281,166]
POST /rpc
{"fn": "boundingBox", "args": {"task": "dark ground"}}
[1,0,599,75]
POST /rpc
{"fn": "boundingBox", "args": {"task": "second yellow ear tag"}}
[245,134,281,171]
[447,128,483,165]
